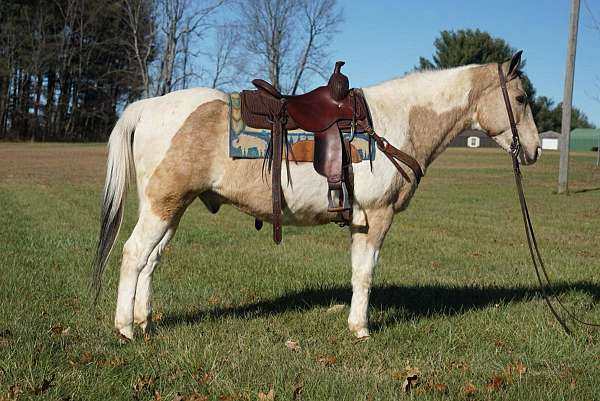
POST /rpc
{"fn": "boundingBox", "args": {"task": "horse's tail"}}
[91,102,142,304]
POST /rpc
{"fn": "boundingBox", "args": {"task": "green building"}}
[570,128,600,151]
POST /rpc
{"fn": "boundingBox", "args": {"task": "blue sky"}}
[329,0,600,126]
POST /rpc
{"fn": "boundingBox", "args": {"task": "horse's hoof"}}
[113,327,133,343]
[354,328,370,338]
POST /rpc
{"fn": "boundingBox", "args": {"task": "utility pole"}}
[558,0,581,194]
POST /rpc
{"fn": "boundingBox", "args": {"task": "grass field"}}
[1,143,600,401]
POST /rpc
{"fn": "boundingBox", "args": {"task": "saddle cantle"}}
[239,61,423,244]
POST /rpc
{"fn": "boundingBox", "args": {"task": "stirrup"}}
[327,182,351,212]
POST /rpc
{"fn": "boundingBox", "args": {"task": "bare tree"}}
[122,0,156,98]
[237,0,342,94]
[154,0,225,96]
[205,25,243,89]
[290,0,342,94]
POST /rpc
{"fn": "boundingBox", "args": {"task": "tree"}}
[532,96,595,132]
[237,0,342,94]
[418,29,536,103]
[417,29,598,132]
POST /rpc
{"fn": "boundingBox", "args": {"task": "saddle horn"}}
[328,61,350,101]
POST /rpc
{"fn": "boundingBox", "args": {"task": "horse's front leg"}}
[348,206,394,337]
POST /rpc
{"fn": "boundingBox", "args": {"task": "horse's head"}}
[474,51,541,165]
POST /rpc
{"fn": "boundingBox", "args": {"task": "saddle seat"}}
[252,77,355,133]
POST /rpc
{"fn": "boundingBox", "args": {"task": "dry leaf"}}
[317,355,337,366]
[514,361,527,375]
[258,388,274,401]
[326,304,345,313]
[464,382,477,396]
[80,351,93,365]
[352,336,369,344]
[392,366,420,392]
[292,380,303,400]
[32,375,55,395]
[173,393,184,401]
[188,393,208,401]
[487,375,504,391]
[133,375,155,393]
[49,324,69,335]
[433,383,448,394]
[570,378,576,389]
[401,370,419,392]
[285,340,300,351]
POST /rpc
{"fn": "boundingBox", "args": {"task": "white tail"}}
[92,102,142,303]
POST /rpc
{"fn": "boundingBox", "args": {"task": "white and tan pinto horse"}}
[93,53,541,340]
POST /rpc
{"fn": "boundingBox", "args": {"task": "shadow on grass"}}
[160,282,600,331]
[573,187,600,194]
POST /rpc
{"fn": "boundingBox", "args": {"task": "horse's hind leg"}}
[114,207,173,340]
[133,218,180,334]
[348,206,394,338]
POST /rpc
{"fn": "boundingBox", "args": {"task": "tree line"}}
[0,6,594,142]
[0,0,341,142]
[418,29,596,132]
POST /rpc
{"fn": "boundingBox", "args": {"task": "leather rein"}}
[497,63,600,334]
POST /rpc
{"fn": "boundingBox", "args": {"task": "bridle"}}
[497,62,600,334]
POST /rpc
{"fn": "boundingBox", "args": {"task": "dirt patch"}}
[0,143,106,187]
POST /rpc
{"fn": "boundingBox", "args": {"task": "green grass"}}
[1,144,600,400]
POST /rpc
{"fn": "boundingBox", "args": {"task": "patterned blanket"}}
[229,93,375,162]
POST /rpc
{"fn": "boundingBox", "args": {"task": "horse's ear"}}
[507,50,523,78]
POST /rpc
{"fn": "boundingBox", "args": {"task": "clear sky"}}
[330,0,600,126]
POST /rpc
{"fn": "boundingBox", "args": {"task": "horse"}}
[92,52,541,340]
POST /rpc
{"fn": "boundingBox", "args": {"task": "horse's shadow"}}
[160,281,600,331]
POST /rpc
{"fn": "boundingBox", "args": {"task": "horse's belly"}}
[211,159,333,225]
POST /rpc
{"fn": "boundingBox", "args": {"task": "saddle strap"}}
[365,127,423,184]
[271,114,285,244]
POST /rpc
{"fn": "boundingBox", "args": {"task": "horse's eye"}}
[515,95,526,104]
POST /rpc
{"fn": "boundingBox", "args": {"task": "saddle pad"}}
[229,93,376,162]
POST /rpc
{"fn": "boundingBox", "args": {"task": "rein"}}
[497,63,600,334]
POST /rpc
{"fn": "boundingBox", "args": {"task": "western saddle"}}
[240,61,423,244]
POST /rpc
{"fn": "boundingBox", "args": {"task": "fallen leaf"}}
[433,383,448,394]
[285,340,300,351]
[132,375,155,393]
[192,369,213,385]
[7,384,22,400]
[258,388,274,401]
[514,361,527,375]
[464,382,477,397]
[173,393,184,401]
[188,393,208,401]
[32,375,55,395]
[80,351,93,365]
[326,304,345,313]
[487,375,504,391]
[392,366,420,392]
[49,324,69,335]
[352,336,369,344]
[317,355,337,366]
[292,380,303,400]
[570,378,576,389]
[401,370,419,392]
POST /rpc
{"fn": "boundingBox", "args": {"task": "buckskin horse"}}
[93,52,541,340]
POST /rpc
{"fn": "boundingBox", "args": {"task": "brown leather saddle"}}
[239,61,422,244]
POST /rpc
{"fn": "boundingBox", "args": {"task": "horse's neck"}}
[365,66,481,169]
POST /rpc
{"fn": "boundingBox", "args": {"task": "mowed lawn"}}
[1,143,600,401]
